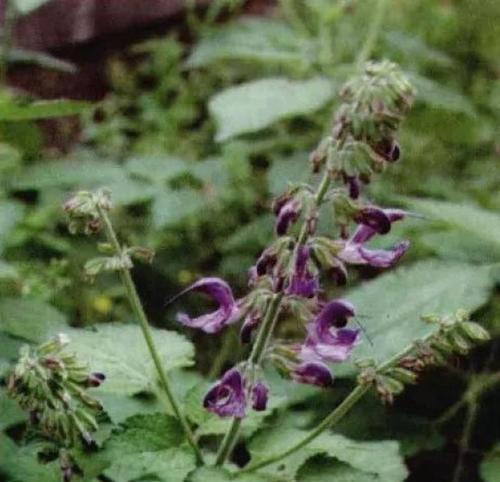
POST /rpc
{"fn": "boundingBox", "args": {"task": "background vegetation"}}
[0,1,499,481]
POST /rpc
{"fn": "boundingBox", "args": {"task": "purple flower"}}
[203,368,246,418]
[176,278,240,334]
[275,201,301,236]
[355,207,391,234]
[291,361,333,387]
[255,248,277,276]
[339,209,409,268]
[286,245,319,298]
[240,312,261,344]
[86,372,106,388]
[372,138,400,162]
[251,382,269,411]
[301,300,360,363]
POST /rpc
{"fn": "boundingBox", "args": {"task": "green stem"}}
[355,0,389,66]
[240,335,434,474]
[215,168,333,466]
[97,206,204,465]
[214,293,283,466]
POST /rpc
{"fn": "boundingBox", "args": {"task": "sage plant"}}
[172,61,490,468]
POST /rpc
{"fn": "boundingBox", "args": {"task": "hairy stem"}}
[215,167,333,466]
[97,206,204,465]
[214,293,283,466]
[240,335,434,474]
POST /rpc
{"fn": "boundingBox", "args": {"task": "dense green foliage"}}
[1,1,499,481]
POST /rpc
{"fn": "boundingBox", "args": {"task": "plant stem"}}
[215,168,333,466]
[240,334,434,474]
[355,0,389,66]
[96,206,204,465]
[214,293,283,466]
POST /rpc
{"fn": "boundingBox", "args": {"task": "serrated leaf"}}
[0,297,67,342]
[404,198,500,257]
[68,324,194,395]
[99,414,194,482]
[0,434,59,482]
[186,16,313,69]
[0,99,89,121]
[209,77,335,142]
[249,430,407,481]
[152,189,205,229]
[481,444,500,482]
[337,261,495,375]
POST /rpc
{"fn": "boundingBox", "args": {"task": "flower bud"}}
[458,321,490,342]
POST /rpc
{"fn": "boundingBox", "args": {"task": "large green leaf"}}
[481,444,500,482]
[152,189,205,229]
[186,17,313,69]
[209,77,335,142]
[0,434,59,482]
[125,155,190,183]
[338,260,495,374]
[0,99,89,121]
[68,324,194,395]
[96,413,195,482]
[404,197,500,258]
[188,466,278,482]
[248,429,407,481]
[0,297,67,343]
[298,458,392,482]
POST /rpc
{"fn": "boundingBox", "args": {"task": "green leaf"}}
[97,392,164,425]
[68,324,194,395]
[0,389,25,431]
[404,197,500,257]
[408,73,476,116]
[0,434,59,482]
[152,189,205,229]
[12,0,50,15]
[0,99,89,121]
[209,77,335,142]
[99,414,195,482]
[481,444,500,482]
[125,155,190,183]
[298,458,388,482]
[0,297,67,343]
[248,429,407,481]
[7,48,76,73]
[188,466,279,482]
[0,201,24,254]
[267,153,312,196]
[186,17,313,69]
[12,160,124,190]
[0,260,19,281]
[338,261,495,375]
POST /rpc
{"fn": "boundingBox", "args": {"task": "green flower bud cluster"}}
[334,60,415,146]
[63,189,112,235]
[7,334,104,447]
[358,310,489,404]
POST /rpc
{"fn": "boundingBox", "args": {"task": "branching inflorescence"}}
[8,60,491,480]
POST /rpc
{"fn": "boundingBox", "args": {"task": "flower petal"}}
[291,361,333,387]
[359,240,410,268]
[251,382,269,411]
[275,201,300,236]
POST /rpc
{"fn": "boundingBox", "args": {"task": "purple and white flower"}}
[300,300,360,363]
[176,278,240,334]
[275,200,301,236]
[203,368,246,418]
